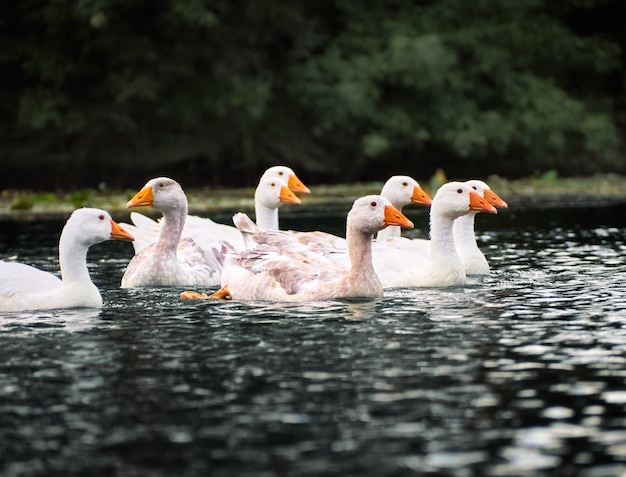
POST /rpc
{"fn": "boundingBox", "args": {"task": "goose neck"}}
[453,212,478,252]
[157,208,186,254]
[255,203,279,231]
[429,211,459,261]
[346,225,376,277]
[58,232,92,284]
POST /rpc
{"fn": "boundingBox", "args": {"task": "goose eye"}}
[270,182,276,187]
[370,201,377,207]
[278,171,284,176]
[98,214,105,221]
[402,182,408,187]
[472,186,477,190]
[457,188,463,194]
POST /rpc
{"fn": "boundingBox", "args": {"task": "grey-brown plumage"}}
[218,195,413,302]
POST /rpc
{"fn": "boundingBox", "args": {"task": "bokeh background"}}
[1,0,625,190]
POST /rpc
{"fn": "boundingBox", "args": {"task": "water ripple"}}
[1,212,626,476]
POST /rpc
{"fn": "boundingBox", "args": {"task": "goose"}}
[375,182,498,288]
[0,208,134,312]
[233,174,431,252]
[180,195,414,302]
[124,165,309,253]
[453,180,508,274]
[378,180,508,274]
[376,175,432,241]
[121,177,230,288]
[228,181,497,288]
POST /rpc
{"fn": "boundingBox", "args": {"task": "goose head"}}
[260,166,310,194]
[255,177,301,209]
[126,177,187,214]
[381,175,432,208]
[464,180,508,209]
[348,195,414,236]
[432,182,498,220]
[65,208,134,245]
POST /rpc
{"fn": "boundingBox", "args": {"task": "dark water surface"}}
[1,205,626,477]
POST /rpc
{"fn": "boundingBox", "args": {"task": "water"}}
[1,205,626,477]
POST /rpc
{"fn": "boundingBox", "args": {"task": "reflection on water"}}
[1,205,626,477]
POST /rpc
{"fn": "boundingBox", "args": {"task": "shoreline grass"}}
[2,172,626,221]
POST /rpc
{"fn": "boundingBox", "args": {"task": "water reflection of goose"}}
[0,208,134,312]
[181,195,413,302]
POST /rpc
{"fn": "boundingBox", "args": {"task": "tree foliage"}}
[0,0,624,188]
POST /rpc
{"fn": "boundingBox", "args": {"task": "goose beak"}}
[469,191,497,214]
[484,189,508,208]
[384,204,414,228]
[411,185,432,206]
[279,186,302,204]
[110,220,135,241]
[126,185,154,208]
[288,174,311,194]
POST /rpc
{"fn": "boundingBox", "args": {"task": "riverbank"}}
[1,173,626,222]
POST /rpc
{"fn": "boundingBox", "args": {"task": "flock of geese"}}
[0,166,508,312]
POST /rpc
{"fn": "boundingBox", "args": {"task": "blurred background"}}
[0,0,625,190]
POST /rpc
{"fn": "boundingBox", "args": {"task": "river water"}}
[0,204,625,477]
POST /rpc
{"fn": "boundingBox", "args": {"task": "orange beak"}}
[126,185,154,208]
[383,204,414,228]
[110,220,135,241]
[469,190,497,214]
[483,189,508,208]
[288,174,311,194]
[279,186,302,204]
[411,185,432,206]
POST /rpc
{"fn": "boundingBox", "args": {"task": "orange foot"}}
[209,286,231,300]
[180,291,210,300]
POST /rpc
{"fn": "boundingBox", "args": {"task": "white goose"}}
[121,177,228,288]
[124,165,309,253]
[181,195,414,302]
[375,182,497,288]
[453,180,508,274]
[378,180,508,274]
[0,208,134,312]
[376,175,432,241]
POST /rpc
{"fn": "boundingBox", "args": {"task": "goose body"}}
[0,208,134,312]
[183,196,413,302]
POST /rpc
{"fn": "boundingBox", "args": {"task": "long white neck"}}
[255,203,280,230]
[156,202,187,259]
[453,212,478,255]
[428,210,463,268]
[58,231,93,284]
[453,211,489,274]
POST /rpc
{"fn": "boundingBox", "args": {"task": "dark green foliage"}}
[0,0,624,189]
